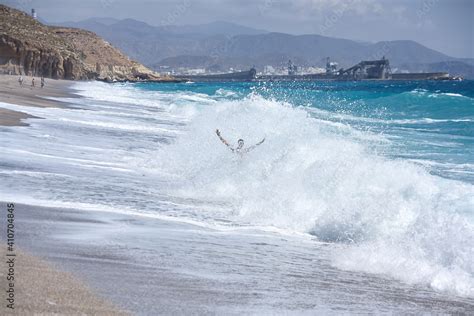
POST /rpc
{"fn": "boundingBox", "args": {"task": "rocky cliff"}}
[0,5,167,81]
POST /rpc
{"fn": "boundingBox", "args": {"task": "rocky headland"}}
[0,5,173,82]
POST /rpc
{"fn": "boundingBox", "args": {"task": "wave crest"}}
[150,93,474,297]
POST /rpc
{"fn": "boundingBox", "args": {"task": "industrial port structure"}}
[339,57,391,80]
[177,57,456,82]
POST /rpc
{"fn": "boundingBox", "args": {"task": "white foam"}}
[410,89,470,99]
[441,92,467,98]
[148,92,474,297]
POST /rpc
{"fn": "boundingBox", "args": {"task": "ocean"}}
[1,79,473,311]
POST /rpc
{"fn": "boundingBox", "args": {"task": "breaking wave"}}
[147,91,474,297]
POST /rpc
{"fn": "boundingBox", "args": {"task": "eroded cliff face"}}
[0,5,163,81]
[0,34,84,79]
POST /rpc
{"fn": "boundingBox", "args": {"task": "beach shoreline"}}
[3,202,473,314]
[0,76,130,314]
[0,74,80,126]
[0,246,128,315]
[1,75,473,314]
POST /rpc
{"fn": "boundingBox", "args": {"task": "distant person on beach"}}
[41,77,45,88]
[216,129,265,155]
[31,78,35,88]
[18,76,23,86]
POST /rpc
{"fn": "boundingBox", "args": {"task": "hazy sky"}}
[3,0,473,58]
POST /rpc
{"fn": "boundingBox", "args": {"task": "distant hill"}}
[59,17,120,27]
[165,21,268,36]
[58,19,267,37]
[53,17,473,78]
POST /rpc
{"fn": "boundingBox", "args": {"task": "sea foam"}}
[150,92,474,297]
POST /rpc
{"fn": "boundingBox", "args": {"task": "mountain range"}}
[54,18,474,78]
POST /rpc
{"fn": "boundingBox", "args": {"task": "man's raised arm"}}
[246,138,265,152]
[216,129,233,150]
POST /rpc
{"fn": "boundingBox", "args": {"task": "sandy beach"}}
[0,76,129,315]
[0,74,77,126]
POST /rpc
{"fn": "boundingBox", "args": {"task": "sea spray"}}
[152,92,474,297]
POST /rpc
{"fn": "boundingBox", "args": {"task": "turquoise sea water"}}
[137,80,474,183]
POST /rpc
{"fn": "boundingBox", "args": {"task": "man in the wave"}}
[216,129,265,155]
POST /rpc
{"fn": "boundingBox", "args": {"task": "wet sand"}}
[0,74,77,126]
[7,202,474,315]
[0,108,36,126]
[0,247,128,315]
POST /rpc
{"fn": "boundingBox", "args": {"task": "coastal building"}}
[186,68,206,75]
[31,8,36,19]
